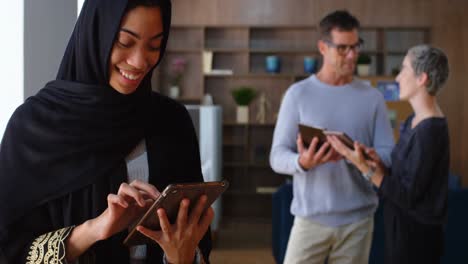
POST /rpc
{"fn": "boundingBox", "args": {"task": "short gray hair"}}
[407,45,449,95]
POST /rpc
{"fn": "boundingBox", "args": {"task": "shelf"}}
[249,163,271,169]
[224,190,269,196]
[359,75,396,81]
[223,122,250,126]
[204,72,235,77]
[248,123,276,127]
[250,25,318,29]
[360,75,397,86]
[205,73,298,79]
[224,187,279,196]
[238,73,297,78]
[205,27,249,50]
[386,51,407,56]
[249,49,318,54]
[224,163,272,169]
[205,73,398,81]
[171,25,203,29]
[224,162,249,168]
[249,27,319,52]
[175,97,201,104]
[223,161,273,169]
[165,24,430,219]
[223,122,275,127]
[223,142,247,147]
[206,48,249,53]
[256,186,279,194]
[166,49,201,53]
[359,50,384,55]
[166,27,203,50]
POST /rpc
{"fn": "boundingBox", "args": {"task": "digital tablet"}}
[123,180,229,246]
[322,130,355,150]
[298,124,370,159]
[298,124,327,149]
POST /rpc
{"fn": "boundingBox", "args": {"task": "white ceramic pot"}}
[236,105,249,124]
[169,85,180,99]
[357,64,370,76]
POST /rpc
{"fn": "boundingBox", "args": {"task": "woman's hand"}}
[137,195,214,264]
[327,136,387,187]
[363,148,387,187]
[94,180,160,241]
[362,147,384,169]
[66,180,160,261]
[327,135,369,172]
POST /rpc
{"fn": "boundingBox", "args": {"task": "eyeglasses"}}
[323,38,364,55]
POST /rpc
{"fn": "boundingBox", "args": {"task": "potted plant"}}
[357,53,371,76]
[168,57,187,98]
[231,86,256,123]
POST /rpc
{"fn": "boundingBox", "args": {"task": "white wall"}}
[24,0,77,99]
[0,0,24,141]
[78,0,85,16]
[0,0,77,141]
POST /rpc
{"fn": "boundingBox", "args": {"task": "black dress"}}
[0,0,212,263]
[379,114,449,264]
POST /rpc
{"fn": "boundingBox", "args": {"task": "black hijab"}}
[0,0,172,229]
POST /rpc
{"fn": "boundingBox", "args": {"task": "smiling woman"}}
[109,6,164,94]
[0,0,213,263]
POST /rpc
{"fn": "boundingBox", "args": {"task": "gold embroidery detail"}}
[26,226,73,264]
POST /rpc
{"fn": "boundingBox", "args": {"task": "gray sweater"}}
[270,75,394,226]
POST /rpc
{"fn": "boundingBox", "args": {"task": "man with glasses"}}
[270,10,394,264]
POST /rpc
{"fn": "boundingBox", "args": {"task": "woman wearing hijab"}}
[0,0,212,263]
[327,45,450,264]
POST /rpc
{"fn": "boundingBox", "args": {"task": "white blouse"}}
[126,139,149,262]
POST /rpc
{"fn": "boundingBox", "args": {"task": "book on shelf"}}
[377,81,400,101]
[202,50,213,73]
[256,186,278,194]
[205,69,234,75]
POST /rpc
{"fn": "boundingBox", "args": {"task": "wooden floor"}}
[210,218,276,264]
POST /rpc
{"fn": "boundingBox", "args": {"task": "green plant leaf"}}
[231,86,257,106]
[357,53,372,64]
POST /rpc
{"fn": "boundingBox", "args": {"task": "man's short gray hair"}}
[407,45,449,95]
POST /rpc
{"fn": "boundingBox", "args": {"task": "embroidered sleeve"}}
[26,226,74,264]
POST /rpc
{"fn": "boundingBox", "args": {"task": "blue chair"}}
[272,181,294,264]
[368,200,385,264]
[442,188,468,263]
[448,173,461,190]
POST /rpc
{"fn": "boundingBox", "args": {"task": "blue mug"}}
[304,57,317,74]
[266,55,281,73]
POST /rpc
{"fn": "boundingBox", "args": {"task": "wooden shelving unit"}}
[152,25,430,218]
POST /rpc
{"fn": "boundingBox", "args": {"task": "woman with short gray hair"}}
[407,44,449,96]
[327,44,450,264]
